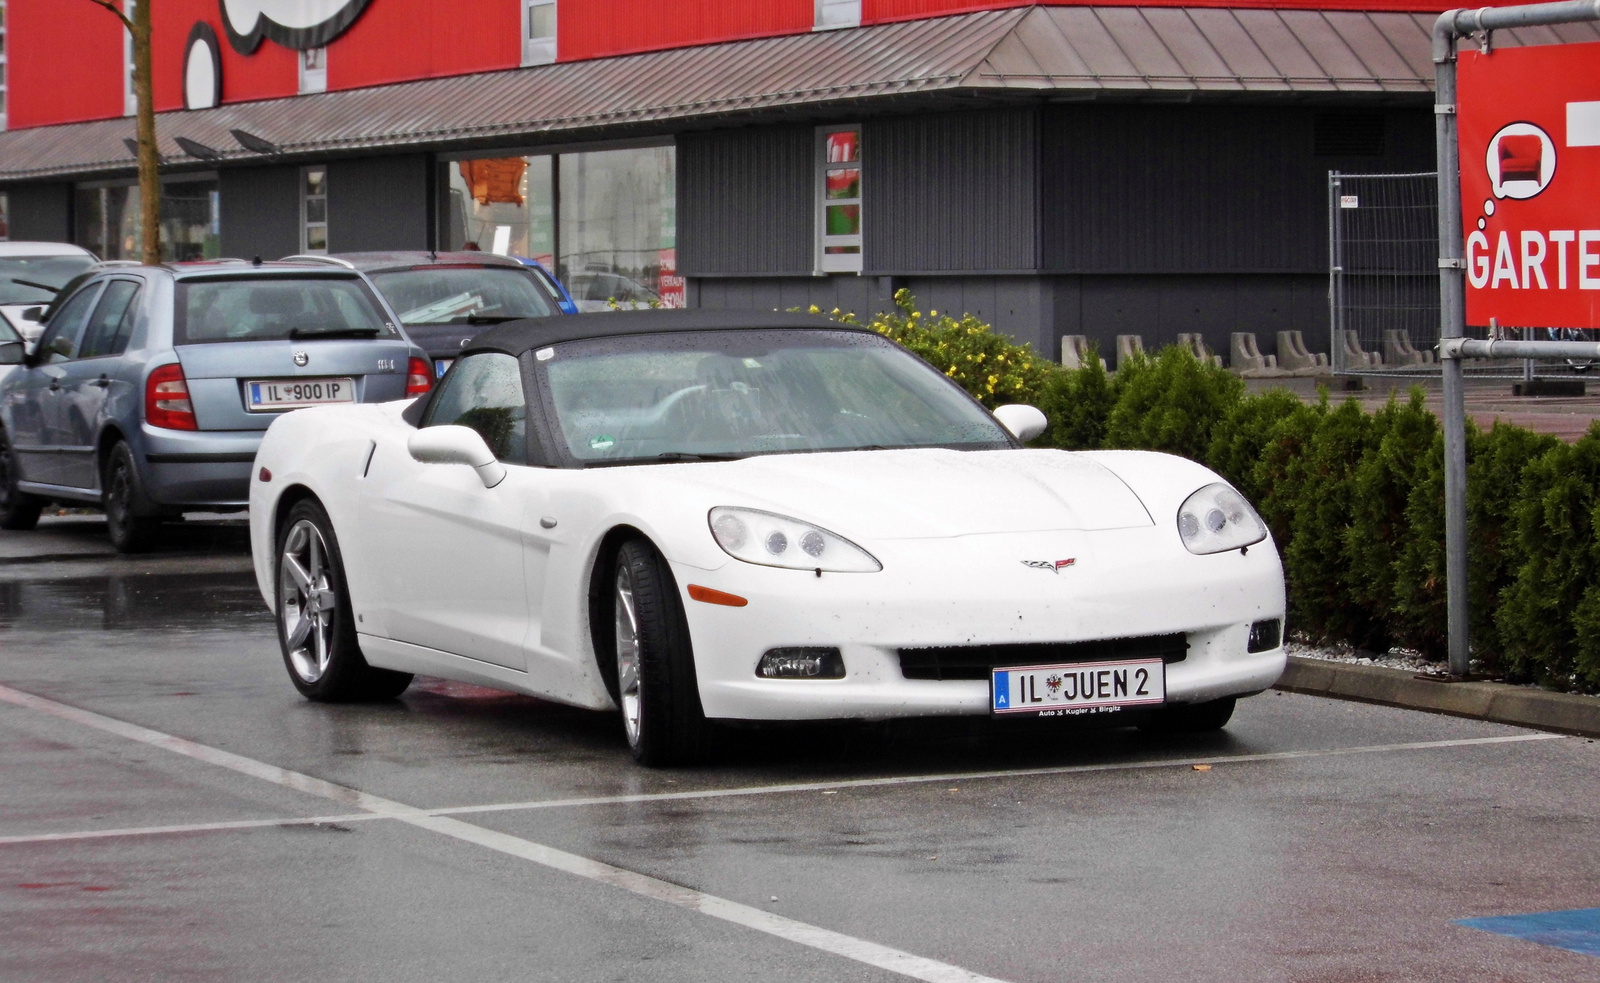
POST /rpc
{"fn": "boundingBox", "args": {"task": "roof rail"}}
[280,254,357,269]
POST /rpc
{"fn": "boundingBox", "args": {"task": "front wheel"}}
[276,498,412,702]
[1140,696,1237,734]
[0,423,44,531]
[102,441,161,553]
[613,538,708,766]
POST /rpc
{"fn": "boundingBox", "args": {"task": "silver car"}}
[0,260,430,551]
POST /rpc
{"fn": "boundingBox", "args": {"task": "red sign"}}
[1459,41,1600,328]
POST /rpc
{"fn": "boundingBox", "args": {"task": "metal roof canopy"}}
[2,5,1598,182]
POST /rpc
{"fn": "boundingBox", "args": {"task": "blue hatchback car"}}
[0,261,430,551]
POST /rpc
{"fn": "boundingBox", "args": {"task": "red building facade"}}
[5,0,1451,130]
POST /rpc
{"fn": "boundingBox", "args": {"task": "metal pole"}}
[1434,17,1471,678]
[1434,0,1600,679]
[1329,172,1342,374]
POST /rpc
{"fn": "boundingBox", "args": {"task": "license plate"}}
[434,359,453,378]
[991,658,1165,717]
[246,378,356,411]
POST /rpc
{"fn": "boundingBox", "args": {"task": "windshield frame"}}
[172,273,399,346]
[368,264,560,326]
[528,328,1018,469]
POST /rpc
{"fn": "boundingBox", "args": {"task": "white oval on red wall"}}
[183,22,223,111]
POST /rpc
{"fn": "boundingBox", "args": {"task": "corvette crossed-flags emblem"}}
[1021,559,1076,573]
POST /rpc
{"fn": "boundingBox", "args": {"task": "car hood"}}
[650,448,1154,540]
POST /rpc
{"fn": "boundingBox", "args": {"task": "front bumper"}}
[675,526,1287,721]
[138,424,262,508]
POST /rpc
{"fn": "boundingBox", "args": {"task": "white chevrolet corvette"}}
[249,310,1286,765]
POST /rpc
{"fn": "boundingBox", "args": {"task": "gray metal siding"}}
[1041,105,1434,274]
[219,166,301,260]
[327,155,430,252]
[678,126,812,276]
[692,275,892,324]
[1055,273,1330,364]
[864,109,1038,273]
[4,183,73,243]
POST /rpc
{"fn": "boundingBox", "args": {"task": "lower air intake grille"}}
[898,634,1188,681]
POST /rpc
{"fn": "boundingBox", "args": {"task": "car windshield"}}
[0,316,20,344]
[369,266,558,325]
[0,255,97,304]
[175,276,395,344]
[540,329,1013,464]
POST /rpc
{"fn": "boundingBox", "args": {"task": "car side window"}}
[423,353,528,465]
[79,280,142,360]
[35,284,103,365]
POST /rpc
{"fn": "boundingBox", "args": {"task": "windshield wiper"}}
[464,314,522,325]
[8,278,62,295]
[651,452,745,462]
[289,326,383,340]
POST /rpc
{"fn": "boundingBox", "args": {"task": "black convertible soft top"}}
[460,308,869,358]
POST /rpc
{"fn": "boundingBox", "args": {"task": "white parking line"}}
[0,682,1008,983]
[0,675,1567,849]
[0,813,386,846]
[429,732,1569,818]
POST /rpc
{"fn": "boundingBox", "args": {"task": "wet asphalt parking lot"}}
[1,517,1598,983]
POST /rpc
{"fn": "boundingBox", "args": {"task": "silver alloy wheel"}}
[614,563,643,748]
[280,518,337,683]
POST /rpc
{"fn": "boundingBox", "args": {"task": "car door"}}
[7,282,102,487]
[55,278,142,488]
[360,352,549,672]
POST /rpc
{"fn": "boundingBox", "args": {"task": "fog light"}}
[756,647,845,679]
[1248,619,1282,653]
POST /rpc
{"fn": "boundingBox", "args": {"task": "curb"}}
[1274,656,1600,738]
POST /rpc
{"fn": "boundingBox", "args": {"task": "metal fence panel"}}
[1328,171,1441,374]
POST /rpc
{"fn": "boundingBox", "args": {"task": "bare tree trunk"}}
[132,0,160,265]
[89,0,160,264]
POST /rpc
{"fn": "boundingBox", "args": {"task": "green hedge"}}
[833,290,1599,692]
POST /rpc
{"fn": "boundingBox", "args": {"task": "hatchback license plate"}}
[246,378,356,411]
[991,658,1165,717]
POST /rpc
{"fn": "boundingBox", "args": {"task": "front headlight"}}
[1177,483,1267,555]
[708,507,882,572]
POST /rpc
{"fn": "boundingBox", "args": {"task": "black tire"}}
[275,498,412,702]
[0,422,44,531]
[1140,696,1237,734]
[612,538,708,766]
[102,441,161,553]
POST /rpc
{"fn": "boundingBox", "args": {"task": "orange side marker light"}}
[688,585,748,607]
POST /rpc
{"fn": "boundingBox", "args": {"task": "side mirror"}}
[407,424,506,489]
[0,341,22,365]
[993,403,1048,443]
[20,307,43,323]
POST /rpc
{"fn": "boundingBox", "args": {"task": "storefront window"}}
[447,156,553,264]
[818,126,862,273]
[302,166,327,253]
[444,144,678,310]
[0,191,8,240]
[74,178,222,261]
[560,146,677,310]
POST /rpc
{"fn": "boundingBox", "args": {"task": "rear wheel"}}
[1140,696,1237,734]
[102,442,161,553]
[0,423,44,531]
[613,538,708,766]
[277,498,411,702]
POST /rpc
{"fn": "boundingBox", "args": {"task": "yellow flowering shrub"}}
[811,289,1050,410]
